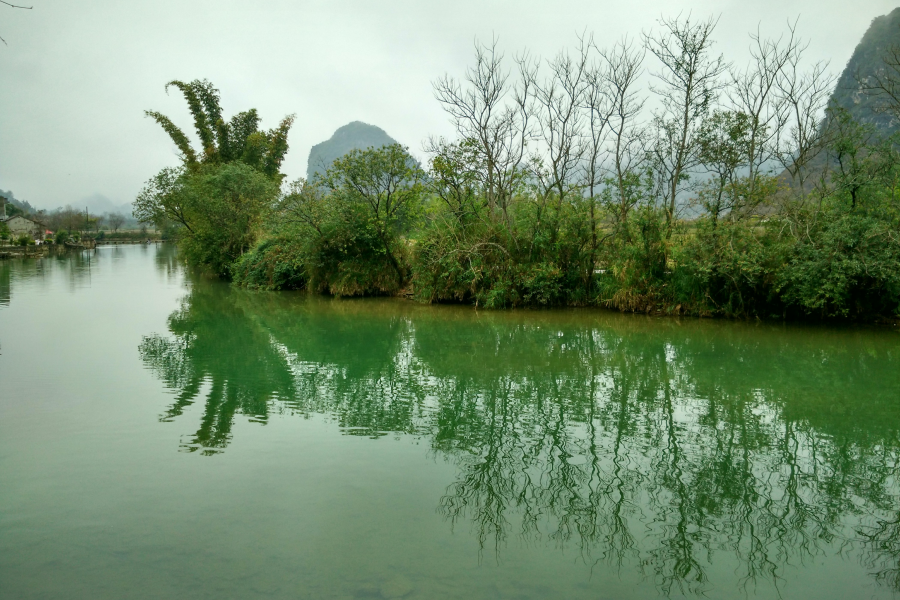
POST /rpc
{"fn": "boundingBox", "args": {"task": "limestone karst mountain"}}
[829,7,900,135]
[306,121,399,181]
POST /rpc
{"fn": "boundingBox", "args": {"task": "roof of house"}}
[3,215,44,226]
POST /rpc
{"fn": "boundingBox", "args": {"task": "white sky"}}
[0,0,896,210]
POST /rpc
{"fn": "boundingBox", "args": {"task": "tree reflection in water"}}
[139,280,900,595]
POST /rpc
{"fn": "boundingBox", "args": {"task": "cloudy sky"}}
[0,0,896,211]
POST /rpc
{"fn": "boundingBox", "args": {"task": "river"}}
[2,244,900,599]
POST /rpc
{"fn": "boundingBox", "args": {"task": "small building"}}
[1,199,48,241]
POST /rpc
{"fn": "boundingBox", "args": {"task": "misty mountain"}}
[0,189,37,215]
[76,193,133,217]
[1,188,132,217]
[830,7,900,134]
[306,121,399,181]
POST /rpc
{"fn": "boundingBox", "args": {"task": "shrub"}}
[778,211,900,319]
[232,238,307,291]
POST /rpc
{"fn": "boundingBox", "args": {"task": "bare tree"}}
[727,23,800,191]
[433,38,535,236]
[644,15,728,237]
[525,35,591,246]
[578,40,615,281]
[774,44,834,206]
[599,37,648,227]
[107,212,126,233]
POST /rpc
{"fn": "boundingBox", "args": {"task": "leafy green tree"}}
[136,162,278,277]
[235,145,425,294]
[145,79,294,181]
[136,79,294,276]
[824,106,892,209]
[318,144,426,286]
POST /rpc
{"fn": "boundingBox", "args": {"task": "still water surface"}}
[2,245,900,599]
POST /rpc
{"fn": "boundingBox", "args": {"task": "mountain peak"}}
[306,121,399,180]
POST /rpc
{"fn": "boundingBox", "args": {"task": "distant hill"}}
[830,7,900,134]
[306,121,399,181]
[0,189,132,217]
[76,193,133,216]
[0,189,36,215]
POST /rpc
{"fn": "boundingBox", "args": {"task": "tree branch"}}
[1,0,32,46]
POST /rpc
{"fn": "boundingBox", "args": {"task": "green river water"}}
[2,244,900,599]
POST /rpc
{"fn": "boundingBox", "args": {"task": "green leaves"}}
[135,162,278,277]
[140,79,297,278]
[145,79,294,182]
[144,112,198,166]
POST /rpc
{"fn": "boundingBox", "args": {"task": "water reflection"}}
[0,250,107,305]
[0,261,10,306]
[139,281,900,595]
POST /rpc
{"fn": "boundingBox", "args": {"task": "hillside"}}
[0,189,36,215]
[830,7,900,134]
[306,121,399,181]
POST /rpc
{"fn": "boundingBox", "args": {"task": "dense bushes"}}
[233,144,424,296]
[230,140,900,321]
[231,237,307,291]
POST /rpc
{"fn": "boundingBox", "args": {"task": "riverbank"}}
[0,240,97,259]
[0,245,51,259]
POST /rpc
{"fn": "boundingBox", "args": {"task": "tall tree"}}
[320,145,425,286]
[644,16,728,237]
[145,79,294,182]
[136,80,292,276]
[433,39,534,236]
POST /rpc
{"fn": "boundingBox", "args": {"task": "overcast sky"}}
[0,0,896,211]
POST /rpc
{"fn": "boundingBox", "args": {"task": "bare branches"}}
[433,38,534,232]
[727,21,800,183]
[599,37,648,223]
[774,36,834,203]
[644,14,729,232]
[857,43,900,119]
[0,0,31,45]
[527,35,591,203]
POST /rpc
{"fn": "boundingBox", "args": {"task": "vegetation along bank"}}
[134,12,900,322]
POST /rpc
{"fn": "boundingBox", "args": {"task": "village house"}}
[1,197,48,241]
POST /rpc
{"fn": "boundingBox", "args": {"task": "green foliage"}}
[54,230,68,244]
[778,210,900,318]
[671,218,777,316]
[137,162,278,277]
[235,144,425,296]
[145,79,294,181]
[412,187,598,308]
[138,80,292,277]
[231,238,308,291]
[16,235,30,246]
